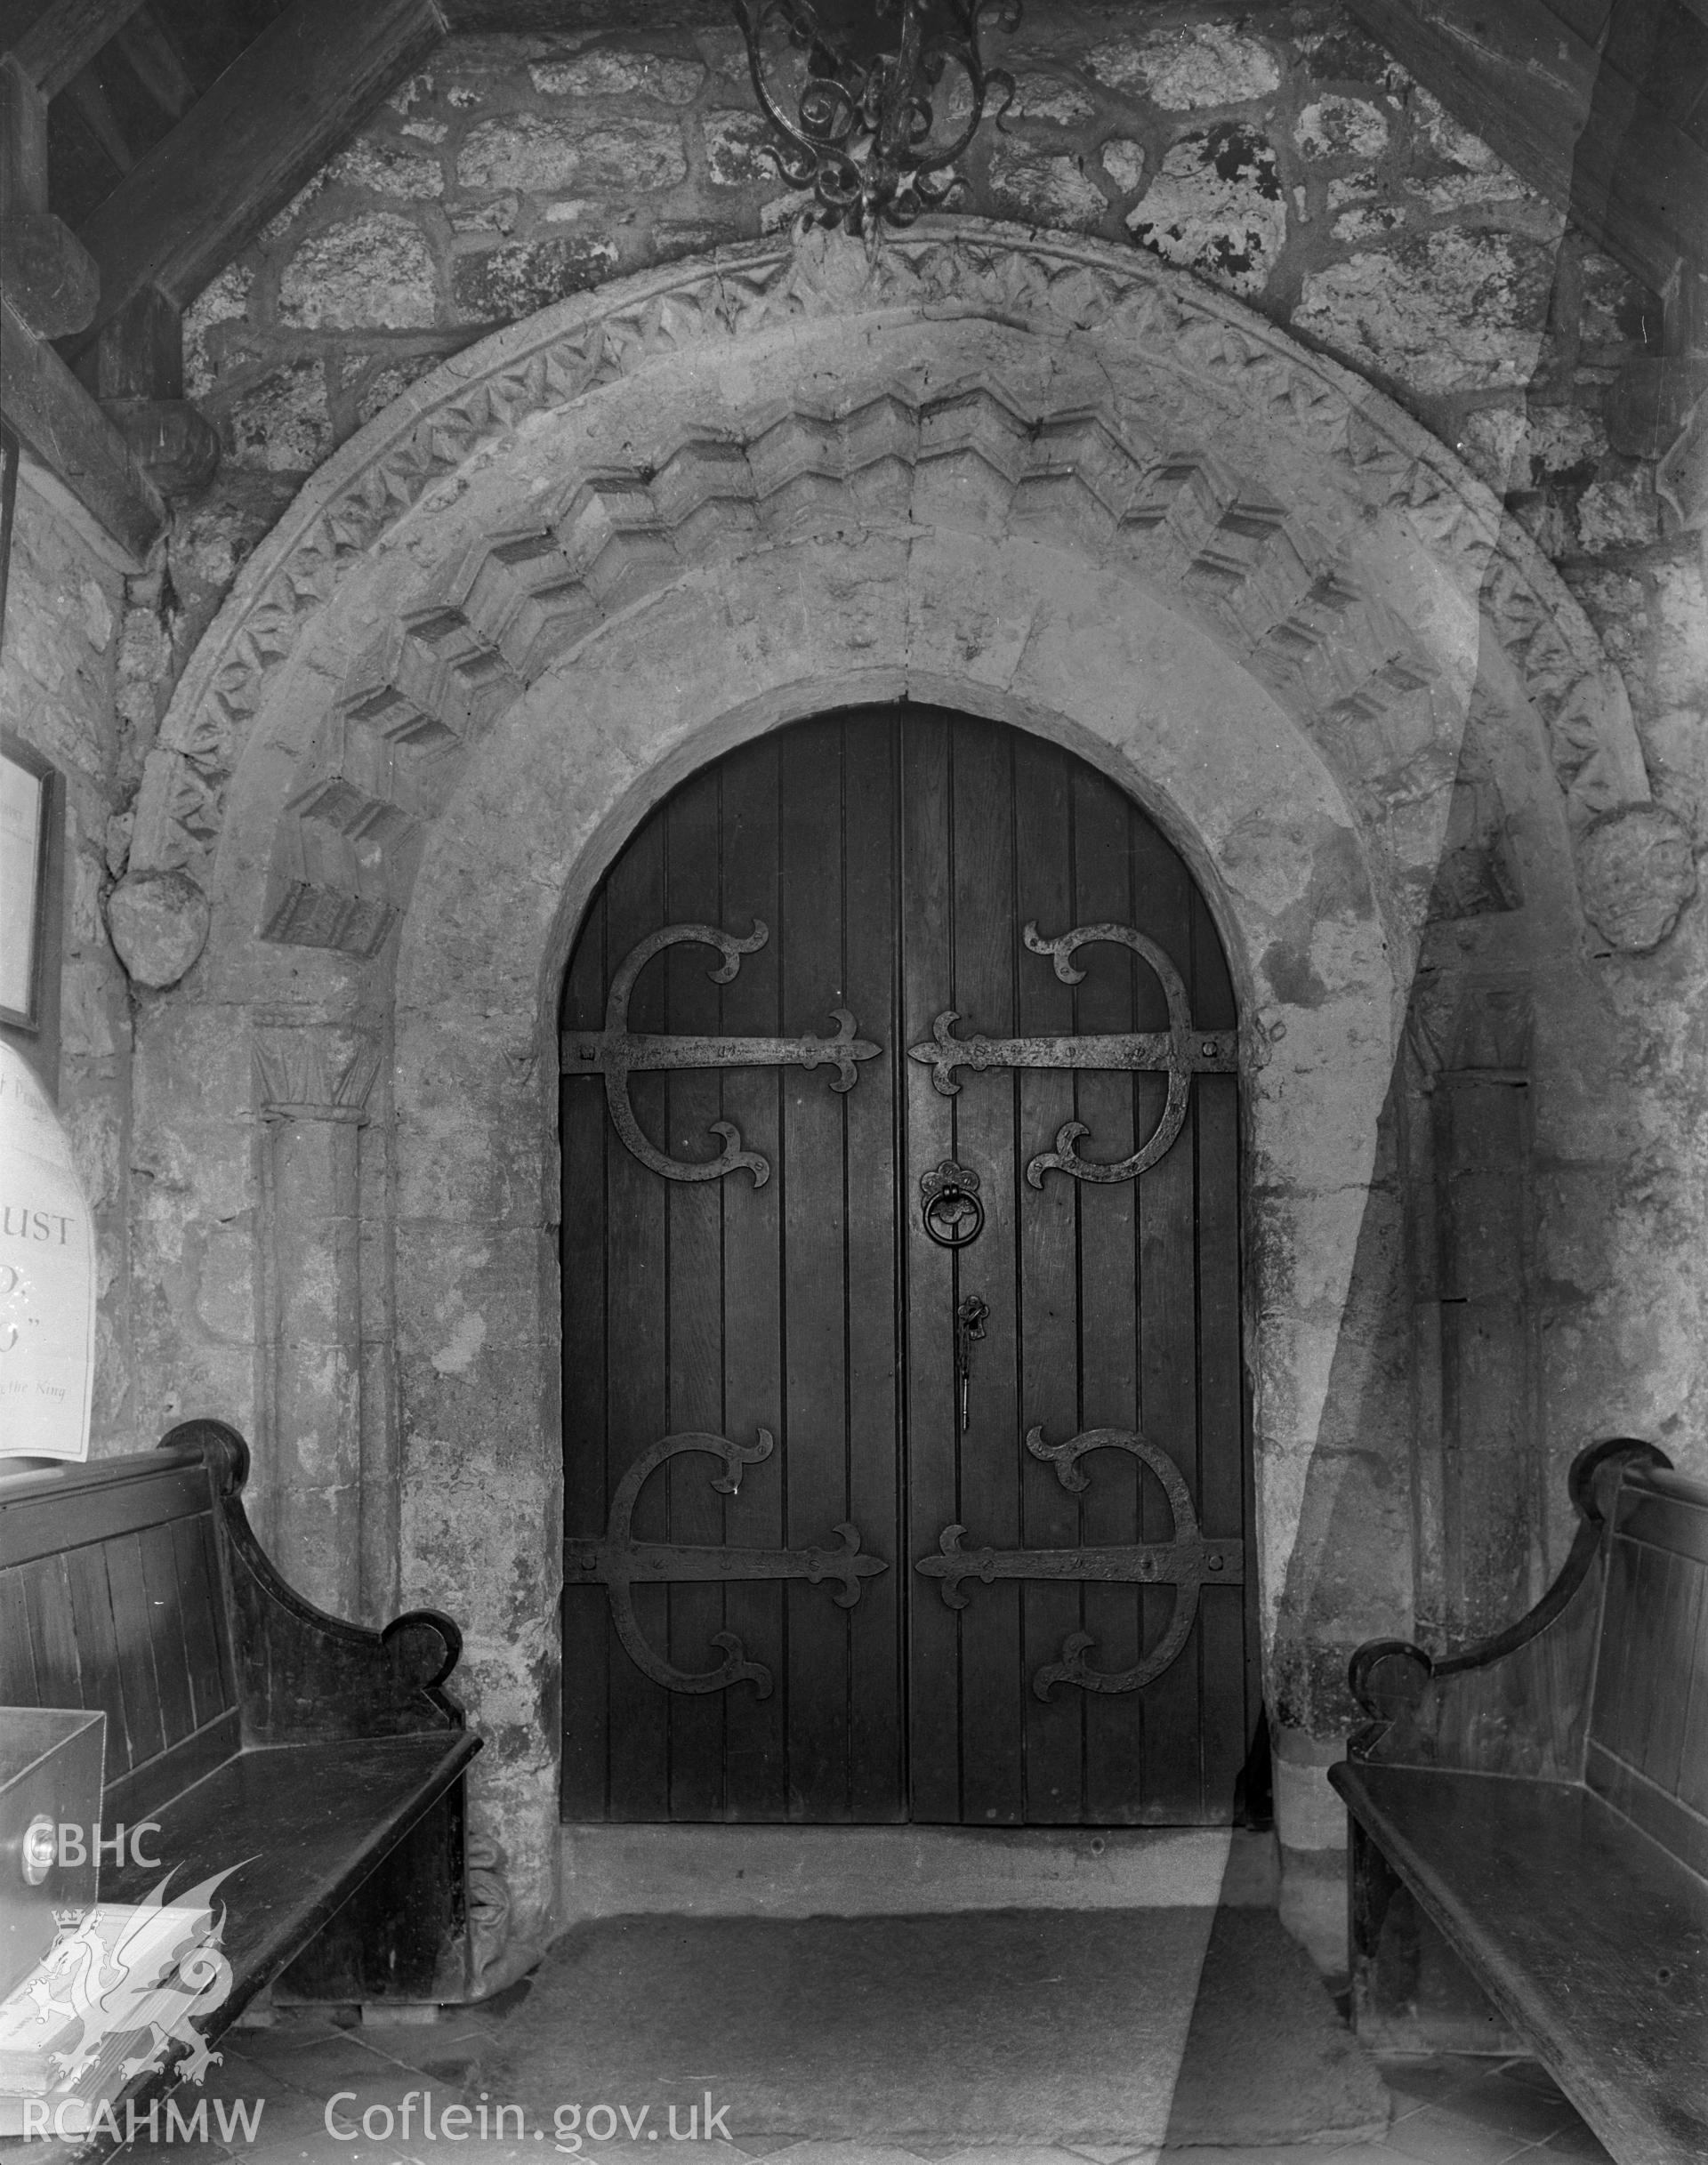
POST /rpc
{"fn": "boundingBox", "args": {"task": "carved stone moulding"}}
[125,221,1654,963]
[256,403,1454,959]
[252,1018,383,1123]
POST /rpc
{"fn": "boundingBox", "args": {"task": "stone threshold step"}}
[560,1823,1278,1921]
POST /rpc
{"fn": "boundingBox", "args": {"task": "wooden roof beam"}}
[62,66,136,173]
[71,0,446,353]
[1344,0,1708,294]
[2,0,147,95]
[111,7,196,125]
[1,292,163,561]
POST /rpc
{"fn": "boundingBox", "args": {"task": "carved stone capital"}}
[254,1021,383,1123]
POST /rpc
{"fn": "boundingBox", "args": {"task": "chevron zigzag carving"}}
[262,384,1434,955]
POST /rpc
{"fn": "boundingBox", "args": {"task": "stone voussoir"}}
[134,228,1649,961]
[268,375,1438,956]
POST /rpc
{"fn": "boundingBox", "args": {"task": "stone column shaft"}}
[255,1022,381,1618]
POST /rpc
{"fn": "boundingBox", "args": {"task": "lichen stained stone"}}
[569,121,689,192]
[1009,71,1097,125]
[988,142,1110,229]
[1575,470,1658,552]
[1454,405,1531,492]
[355,350,455,429]
[1295,95,1389,160]
[322,137,445,199]
[1293,230,1554,393]
[451,235,621,323]
[703,109,779,188]
[1331,201,1405,244]
[529,51,705,102]
[1100,139,1146,196]
[456,113,591,193]
[1089,21,1280,106]
[227,359,334,472]
[278,213,437,329]
[1126,125,1285,295]
[1650,559,1708,712]
[183,264,254,398]
[1297,22,1409,91]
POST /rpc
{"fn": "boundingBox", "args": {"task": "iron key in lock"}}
[955,1294,989,1431]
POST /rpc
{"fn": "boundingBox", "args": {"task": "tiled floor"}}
[96,2004,1612,2165]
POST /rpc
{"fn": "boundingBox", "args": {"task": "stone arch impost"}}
[125,220,1653,962]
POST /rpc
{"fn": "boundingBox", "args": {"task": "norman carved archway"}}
[116,222,1655,1970]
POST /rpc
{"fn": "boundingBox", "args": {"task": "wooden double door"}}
[560,706,1253,1823]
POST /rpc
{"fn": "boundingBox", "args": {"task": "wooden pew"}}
[1331,1438,1708,2165]
[0,1418,479,2131]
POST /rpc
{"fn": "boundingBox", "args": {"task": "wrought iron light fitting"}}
[729,0,1020,237]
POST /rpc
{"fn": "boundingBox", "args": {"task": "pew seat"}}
[0,1421,480,2149]
[1331,1441,1708,2165]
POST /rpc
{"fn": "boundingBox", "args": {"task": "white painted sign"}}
[0,1042,94,1460]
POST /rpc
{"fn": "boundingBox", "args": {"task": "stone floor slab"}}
[1379,2105,1533,2165]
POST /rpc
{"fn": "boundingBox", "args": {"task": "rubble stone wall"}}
[133,4,1699,998]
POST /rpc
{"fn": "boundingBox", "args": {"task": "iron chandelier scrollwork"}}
[729,0,1020,236]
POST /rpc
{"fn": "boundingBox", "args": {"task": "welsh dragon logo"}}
[30,1866,242,2092]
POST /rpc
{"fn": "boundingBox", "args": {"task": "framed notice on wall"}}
[0,736,53,1030]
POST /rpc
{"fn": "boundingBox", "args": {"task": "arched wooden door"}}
[560,705,1253,1823]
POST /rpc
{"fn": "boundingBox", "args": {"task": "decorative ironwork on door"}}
[565,1429,888,1695]
[916,1425,1244,1698]
[562,921,882,1185]
[907,921,1237,1184]
[561,707,1252,1827]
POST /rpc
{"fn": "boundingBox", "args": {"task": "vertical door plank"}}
[1015,737,1084,1823]
[1592,1533,1640,1751]
[0,1573,38,1700]
[603,817,672,1817]
[138,1521,194,1751]
[1190,881,1254,1785]
[1073,767,1146,1824]
[1195,1063,1249,1815]
[193,1512,238,1713]
[1605,1539,1672,1777]
[561,885,611,1817]
[665,765,730,1818]
[779,718,854,1818]
[720,736,790,1820]
[104,1533,165,1768]
[903,710,963,1821]
[842,712,906,1822]
[65,1543,130,1773]
[949,717,1025,1824]
[1635,1549,1702,1799]
[1676,1567,1708,1819]
[1130,809,1204,1819]
[171,1515,226,1734]
[21,1555,81,1712]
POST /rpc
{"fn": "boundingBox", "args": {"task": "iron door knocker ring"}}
[921,1160,985,1248]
